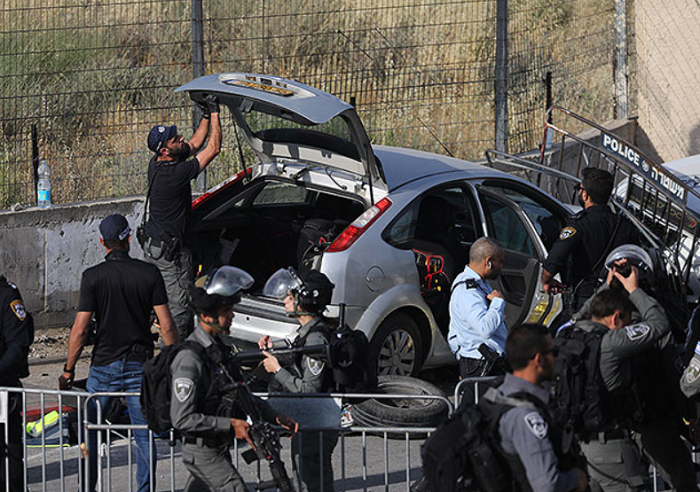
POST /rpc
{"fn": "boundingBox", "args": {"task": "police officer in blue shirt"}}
[448,237,507,379]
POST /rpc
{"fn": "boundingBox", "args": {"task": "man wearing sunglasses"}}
[489,323,588,492]
[541,168,639,314]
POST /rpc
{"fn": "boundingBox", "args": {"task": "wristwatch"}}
[63,364,75,374]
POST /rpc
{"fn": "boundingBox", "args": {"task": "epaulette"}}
[452,278,479,291]
[572,209,586,220]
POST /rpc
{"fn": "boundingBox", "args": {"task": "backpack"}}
[293,321,377,393]
[552,326,607,440]
[420,387,539,492]
[140,341,206,434]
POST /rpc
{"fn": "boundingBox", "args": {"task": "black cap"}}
[99,214,131,241]
[147,125,177,153]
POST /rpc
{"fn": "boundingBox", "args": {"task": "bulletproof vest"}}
[196,342,246,418]
[497,393,581,492]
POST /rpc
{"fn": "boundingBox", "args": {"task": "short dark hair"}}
[102,238,129,250]
[589,289,635,320]
[581,168,614,205]
[505,323,551,371]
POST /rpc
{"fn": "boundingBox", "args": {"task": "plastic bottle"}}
[37,159,51,208]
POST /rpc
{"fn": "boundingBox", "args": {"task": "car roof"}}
[374,145,511,191]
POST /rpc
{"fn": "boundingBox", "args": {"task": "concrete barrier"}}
[0,197,145,330]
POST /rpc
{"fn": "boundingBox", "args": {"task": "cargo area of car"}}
[188,182,366,290]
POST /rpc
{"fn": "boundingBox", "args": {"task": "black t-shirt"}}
[78,250,168,366]
[145,154,200,242]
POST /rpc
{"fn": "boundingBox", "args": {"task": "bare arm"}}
[58,311,92,389]
[153,304,179,345]
[187,116,210,154]
[195,112,222,172]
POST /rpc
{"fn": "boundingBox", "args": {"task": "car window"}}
[251,181,310,206]
[383,199,419,249]
[480,193,537,257]
[482,185,565,250]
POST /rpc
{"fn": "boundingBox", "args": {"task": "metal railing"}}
[1,386,452,492]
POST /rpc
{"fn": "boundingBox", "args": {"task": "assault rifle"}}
[210,347,296,492]
[235,344,328,367]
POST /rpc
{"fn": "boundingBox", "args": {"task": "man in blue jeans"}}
[59,214,178,492]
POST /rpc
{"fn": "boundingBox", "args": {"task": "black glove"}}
[205,94,220,114]
[197,101,210,119]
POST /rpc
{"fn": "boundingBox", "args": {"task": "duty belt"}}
[182,435,226,448]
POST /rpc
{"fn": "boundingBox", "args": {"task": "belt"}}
[147,236,164,248]
[182,436,226,448]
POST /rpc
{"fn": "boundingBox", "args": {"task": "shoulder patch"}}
[685,358,700,385]
[559,226,577,240]
[173,377,194,403]
[625,324,650,341]
[524,412,548,439]
[307,357,325,376]
[9,300,26,321]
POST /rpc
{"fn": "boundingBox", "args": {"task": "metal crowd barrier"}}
[0,386,452,492]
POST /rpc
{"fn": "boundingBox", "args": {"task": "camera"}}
[614,263,632,278]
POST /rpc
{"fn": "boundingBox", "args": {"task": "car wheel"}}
[369,313,423,377]
[352,375,449,432]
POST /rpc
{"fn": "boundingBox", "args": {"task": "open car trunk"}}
[188,177,367,292]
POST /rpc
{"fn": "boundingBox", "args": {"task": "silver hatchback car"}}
[183,73,572,376]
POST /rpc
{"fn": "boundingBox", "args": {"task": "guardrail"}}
[0,386,452,492]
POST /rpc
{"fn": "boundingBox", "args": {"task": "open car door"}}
[176,73,386,204]
[478,188,547,328]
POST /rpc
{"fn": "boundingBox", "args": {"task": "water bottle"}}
[37,159,51,208]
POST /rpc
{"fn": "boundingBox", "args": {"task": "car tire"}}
[352,375,449,431]
[369,313,423,377]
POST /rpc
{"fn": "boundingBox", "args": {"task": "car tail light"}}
[326,197,392,252]
[191,169,249,209]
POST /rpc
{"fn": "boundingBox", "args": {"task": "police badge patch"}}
[174,378,194,402]
[559,227,577,240]
[524,412,548,439]
[686,358,700,385]
[625,324,650,341]
[10,300,26,321]
[307,358,325,376]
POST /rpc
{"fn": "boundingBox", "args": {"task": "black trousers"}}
[0,392,24,492]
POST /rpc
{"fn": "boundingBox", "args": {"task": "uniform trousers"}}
[0,391,24,492]
[292,430,339,492]
[181,442,248,492]
[146,240,193,340]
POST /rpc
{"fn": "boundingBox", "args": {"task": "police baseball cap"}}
[99,214,131,241]
[147,125,178,153]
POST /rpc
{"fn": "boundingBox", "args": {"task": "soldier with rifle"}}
[169,265,299,492]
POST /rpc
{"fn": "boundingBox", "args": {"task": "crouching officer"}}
[573,249,697,492]
[0,276,34,492]
[170,266,298,492]
[259,267,338,492]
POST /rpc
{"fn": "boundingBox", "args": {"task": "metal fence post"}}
[494,0,508,153]
[192,0,207,192]
[614,0,628,120]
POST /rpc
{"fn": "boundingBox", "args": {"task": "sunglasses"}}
[574,183,586,193]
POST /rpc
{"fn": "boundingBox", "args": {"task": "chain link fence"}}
[0,0,627,209]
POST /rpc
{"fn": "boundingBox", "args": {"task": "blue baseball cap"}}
[99,214,131,241]
[147,125,178,153]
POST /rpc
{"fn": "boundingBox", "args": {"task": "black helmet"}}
[189,266,254,315]
[263,267,334,314]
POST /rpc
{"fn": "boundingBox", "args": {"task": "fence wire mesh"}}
[0,0,625,209]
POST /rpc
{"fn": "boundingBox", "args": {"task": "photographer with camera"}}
[170,266,298,492]
[567,246,697,492]
[142,94,222,341]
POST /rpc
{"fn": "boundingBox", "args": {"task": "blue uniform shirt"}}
[447,266,507,359]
